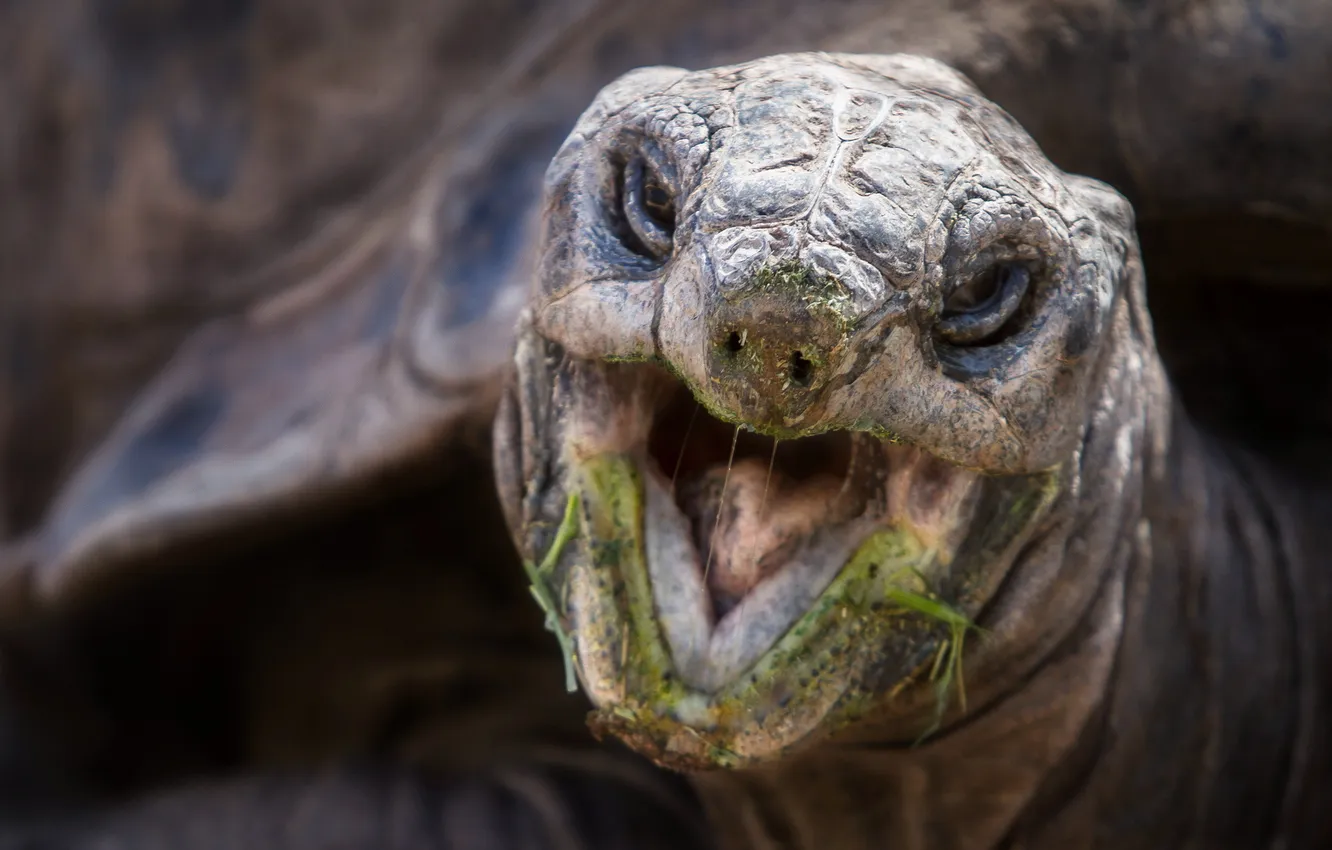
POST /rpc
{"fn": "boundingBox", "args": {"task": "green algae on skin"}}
[748,260,858,334]
[569,453,952,769]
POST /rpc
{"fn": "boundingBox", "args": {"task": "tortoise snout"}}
[692,228,884,429]
[714,316,821,389]
[705,283,849,427]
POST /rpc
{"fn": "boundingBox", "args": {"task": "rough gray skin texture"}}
[504,53,1332,849]
[0,0,1329,847]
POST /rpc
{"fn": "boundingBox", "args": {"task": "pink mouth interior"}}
[647,383,862,617]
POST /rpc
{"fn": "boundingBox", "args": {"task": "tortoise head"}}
[495,53,1147,770]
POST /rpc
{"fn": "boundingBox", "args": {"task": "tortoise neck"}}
[984,379,1332,850]
[1011,390,1332,849]
[1087,404,1332,848]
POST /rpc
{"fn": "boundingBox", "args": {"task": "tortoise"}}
[503,50,1332,850]
[1,0,1331,847]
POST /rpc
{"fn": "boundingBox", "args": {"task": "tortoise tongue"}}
[641,458,874,693]
[680,460,850,616]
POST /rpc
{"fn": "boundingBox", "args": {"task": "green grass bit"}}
[883,570,982,744]
[522,492,582,692]
[885,586,972,628]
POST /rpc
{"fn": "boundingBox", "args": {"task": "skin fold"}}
[499,53,1332,849]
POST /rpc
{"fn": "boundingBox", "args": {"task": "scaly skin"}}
[498,53,1332,848]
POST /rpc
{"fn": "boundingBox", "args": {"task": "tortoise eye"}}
[937,263,1031,345]
[643,180,675,228]
[620,157,675,260]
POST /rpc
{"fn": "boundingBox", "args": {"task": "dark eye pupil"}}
[614,157,676,261]
[644,183,674,226]
[947,267,1001,314]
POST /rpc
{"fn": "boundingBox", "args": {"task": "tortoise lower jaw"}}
[566,452,952,769]
[639,461,880,694]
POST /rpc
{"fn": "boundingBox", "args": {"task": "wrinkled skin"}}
[0,0,1330,847]
[500,54,1332,849]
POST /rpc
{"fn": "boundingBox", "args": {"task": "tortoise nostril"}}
[724,331,745,353]
[789,351,813,386]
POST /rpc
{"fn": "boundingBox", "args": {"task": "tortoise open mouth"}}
[649,381,860,619]
[638,376,981,693]
[508,347,1062,769]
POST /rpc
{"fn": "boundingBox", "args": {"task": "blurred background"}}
[0,0,1328,845]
